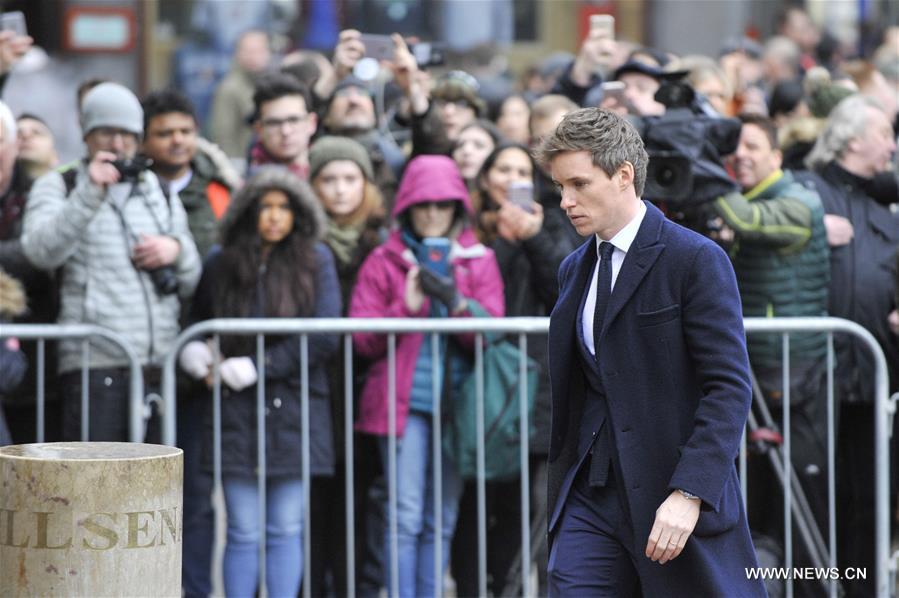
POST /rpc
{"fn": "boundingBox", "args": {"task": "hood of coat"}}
[194,136,243,190]
[392,154,473,217]
[0,269,26,318]
[219,165,327,244]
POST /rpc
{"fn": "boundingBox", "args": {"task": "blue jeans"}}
[222,476,304,598]
[380,412,463,598]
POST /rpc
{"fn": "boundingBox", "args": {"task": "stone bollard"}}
[0,442,183,597]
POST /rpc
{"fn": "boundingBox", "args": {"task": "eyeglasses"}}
[260,114,308,131]
[412,200,456,211]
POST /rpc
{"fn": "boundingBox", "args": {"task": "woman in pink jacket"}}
[349,155,504,597]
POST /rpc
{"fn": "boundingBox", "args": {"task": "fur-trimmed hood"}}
[219,166,327,244]
[195,136,243,190]
[0,269,27,318]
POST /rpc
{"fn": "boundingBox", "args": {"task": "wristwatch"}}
[678,489,700,501]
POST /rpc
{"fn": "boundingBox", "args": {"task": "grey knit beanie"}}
[309,136,375,182]
[81,82,144,137]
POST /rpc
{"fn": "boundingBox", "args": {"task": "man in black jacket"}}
[803,94,898,598]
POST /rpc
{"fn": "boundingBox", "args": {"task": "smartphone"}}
[508,181,535,213]
[420,237,451,277]
[590,14,614,39]
[0,11,26,36]
[600,81,636,113]
[359,33,394,62]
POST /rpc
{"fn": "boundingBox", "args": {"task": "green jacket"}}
[714,169,830,367]
[175,143,237,259]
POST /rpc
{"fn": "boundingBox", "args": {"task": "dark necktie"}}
[592,241,615,354]
[587,240,616,488]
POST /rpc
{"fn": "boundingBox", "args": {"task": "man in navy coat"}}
[536,107,765,596]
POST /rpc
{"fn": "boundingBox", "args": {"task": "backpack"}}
[441,303,538,480]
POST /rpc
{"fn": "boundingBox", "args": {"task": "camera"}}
[148,266,178,296]
[631,77,740,206]
[111,156,153,183]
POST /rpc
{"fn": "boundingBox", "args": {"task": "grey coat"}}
[21,163,201,372]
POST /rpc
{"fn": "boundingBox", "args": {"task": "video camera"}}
[631,76,740,206]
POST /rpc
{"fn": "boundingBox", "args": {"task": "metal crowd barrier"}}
[162,317,547,598]
[739,317,893,598]
[0,323,145,442]
[5,317,884,597]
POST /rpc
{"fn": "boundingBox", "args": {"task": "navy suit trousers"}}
[548,464,640,597]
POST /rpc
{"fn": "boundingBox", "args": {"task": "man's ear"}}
[618,161,635,191]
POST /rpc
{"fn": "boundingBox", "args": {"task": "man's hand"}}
[571,29,617,87]
[389,33,429,116]
[0,30,33,76]
[645,490,701,564]
[87,151,122,189]
[888,310,899,336]
[132,234,180,270]
[823,214,854,247]
[332,29,364,80]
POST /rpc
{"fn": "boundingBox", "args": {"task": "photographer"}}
[710,114,831,549]
[21,82,201,442]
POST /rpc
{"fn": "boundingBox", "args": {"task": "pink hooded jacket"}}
[349,156,505,436]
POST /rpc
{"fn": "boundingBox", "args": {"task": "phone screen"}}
[359,33,394,62]
[508,181,535,213]
[421,237,451,277]
[0,11,26,37]
[600,81,635,113]
[590,14,614,39]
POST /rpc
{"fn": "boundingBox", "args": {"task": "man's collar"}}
[744,168,784,200]
[595,201,647,257]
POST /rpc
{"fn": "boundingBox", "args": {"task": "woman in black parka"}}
[452,142,572,597]
[179,166,340,597]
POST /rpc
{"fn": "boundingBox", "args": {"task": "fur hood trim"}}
[220,166,327,243]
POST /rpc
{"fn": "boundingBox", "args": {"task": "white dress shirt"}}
[583,201,647,355]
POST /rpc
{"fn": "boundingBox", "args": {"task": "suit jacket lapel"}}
[549,238,598,394]
[599,202,666,340]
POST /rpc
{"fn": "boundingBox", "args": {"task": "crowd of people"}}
[0,7,897,597]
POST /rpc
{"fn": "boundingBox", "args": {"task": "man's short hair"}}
[528,94,578,133]
[252,73,312,121]
[737,113,778,149]
[141,89,198,131]
[535,107,649,197]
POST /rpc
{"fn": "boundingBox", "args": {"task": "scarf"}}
[325,219,363,267]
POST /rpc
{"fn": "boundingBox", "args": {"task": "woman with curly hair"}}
[179,166,341,596]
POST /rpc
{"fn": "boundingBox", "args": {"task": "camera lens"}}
[149,266,179,295]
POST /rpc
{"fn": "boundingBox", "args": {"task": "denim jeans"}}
[379,412,463,598]
[222,476,304,598]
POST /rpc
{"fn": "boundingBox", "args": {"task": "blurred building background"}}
[2,0,896,162]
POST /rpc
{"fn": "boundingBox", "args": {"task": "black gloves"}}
[419,266,464,312]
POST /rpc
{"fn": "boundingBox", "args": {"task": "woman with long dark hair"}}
[179,166,340,597]
[453,142,571,596]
